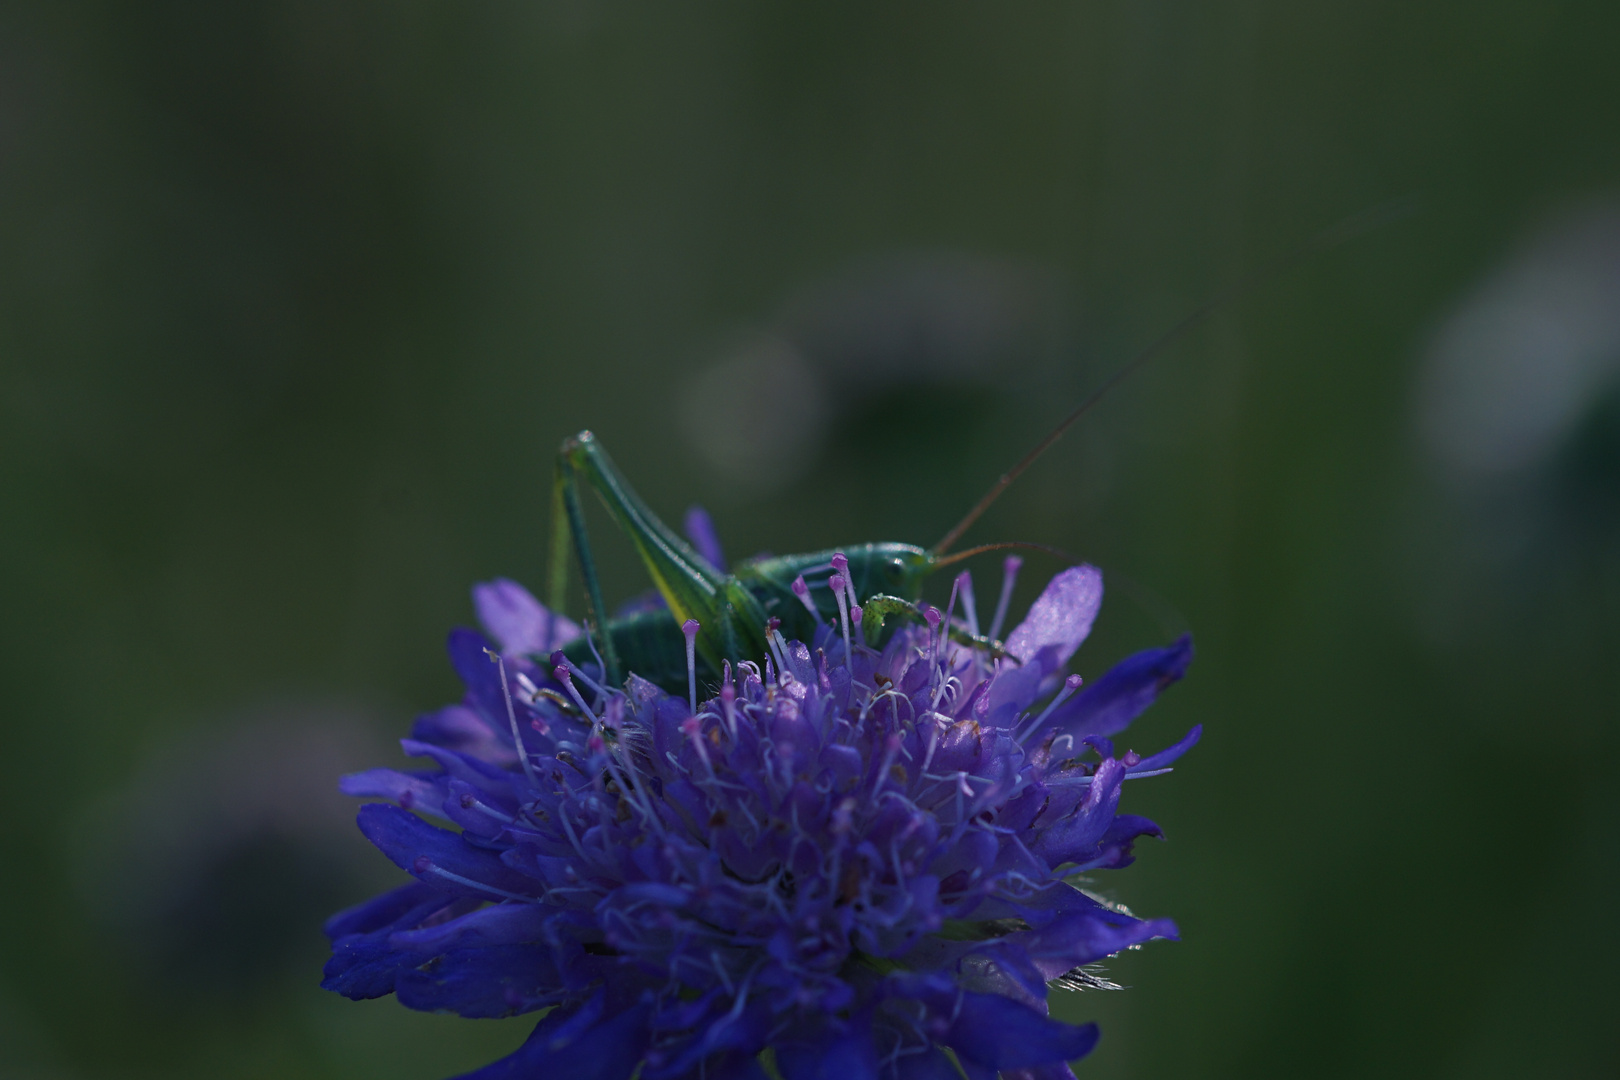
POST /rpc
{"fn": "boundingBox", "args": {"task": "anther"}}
[988,555,1023,642]
[682,618,700,715]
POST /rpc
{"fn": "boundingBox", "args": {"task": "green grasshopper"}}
[549,205,1410,692]
[549,428,1022,692]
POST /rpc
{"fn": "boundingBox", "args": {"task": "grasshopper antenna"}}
[930,196,1419,556]
[932,540,1076,570]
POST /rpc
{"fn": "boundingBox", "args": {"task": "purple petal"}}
[944,992,1100,1070]
[322,885,474,1000]
[1073,812,1165,871]
[473,578,580,657]
[339,768,446,816]
[959,941,1049,1006]
[453,996,652,1080]
[1017,908,1179,978]
[701,1053,770,1080]
[322,934,434,1000]
[395,943,565,1018]
[447,627,510,715]
[399,738,514,787]
[1004,566,1103,675]
[979,663,1046,728]
[410,704,511,761]
[1030,758,1128,868]
[356,802,539,901]
[1002,1065,1080,1080]
[683,505,727,571]
[777,1024,880,1080]
[951,1060,998,1080]
[1038,635,1193,742]
[323,880,442,941]
[389,901,553,954]
[643,999,774,1078]
[896,1046,968,1080]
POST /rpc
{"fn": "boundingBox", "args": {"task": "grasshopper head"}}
[844,543,935,603]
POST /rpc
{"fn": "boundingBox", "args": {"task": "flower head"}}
[324,558,1196,1080]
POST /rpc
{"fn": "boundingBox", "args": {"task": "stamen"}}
[924,605,942,675]
[769,628,794,682]
[988,555,1023,641]
[790,575,820,621]
[829,573,852,663]
[553,661,599,722]
[762,617,790,677]
[928,579,962,712]
[552,648,609,700]
[458,790,517,824]
[486,648,541,791]
[831,551,861,612]
[850,604,865,647]
[581,620,610,689]
[1019,673,1084,741]
[682,619,700,715]
[412,858,536,904]
[956,570,980,637]
[719,678,737,740]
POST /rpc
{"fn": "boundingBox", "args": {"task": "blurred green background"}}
[3,2,1617,1077]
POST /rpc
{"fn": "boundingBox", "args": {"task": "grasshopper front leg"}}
[549,431,769,684]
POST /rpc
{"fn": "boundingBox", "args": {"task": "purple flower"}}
[324,559,1196,1080]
